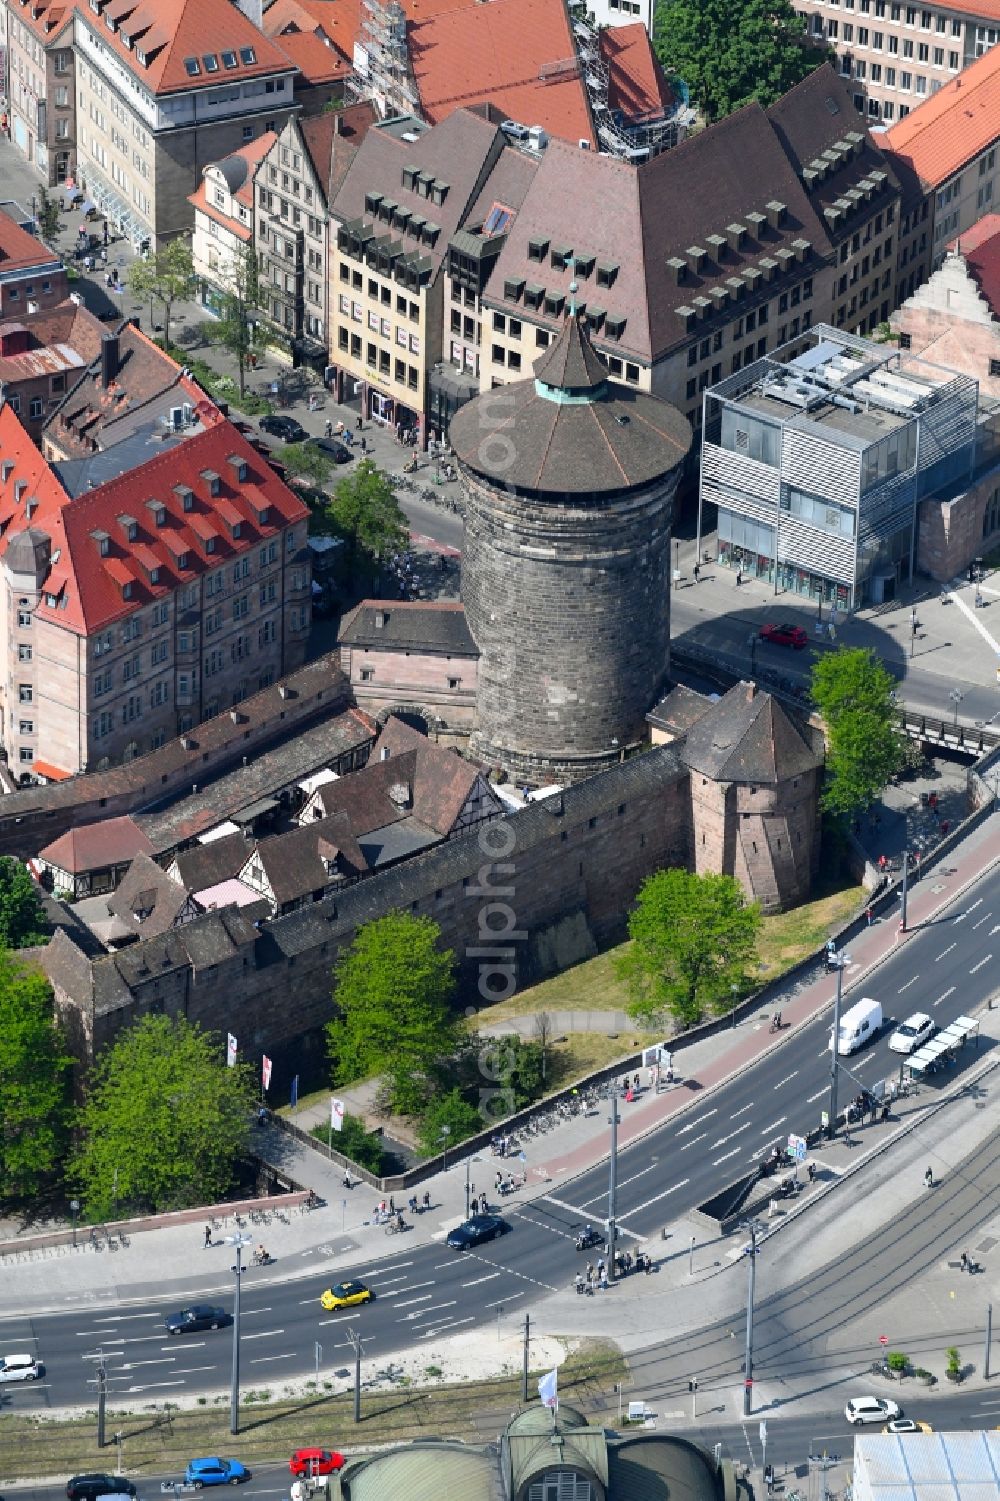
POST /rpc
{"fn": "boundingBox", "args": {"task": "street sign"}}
[759,1420,768,1442]
[787,1133,807,1162]
[820,1110,829,1128]
[879,1334,889,1347]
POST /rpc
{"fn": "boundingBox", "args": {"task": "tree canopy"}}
[277,441,335,493]
[0,955,72,1202]
[324,460,409,580]
[0,858,48,948]
[618,868,762,1027]
[327,911,458,1114]
[417,1086,484,1157]
[809,646,907,815]
[653,0,830,122]
[127,239,196,348]
[70,1015,255,1219]
[202,243,262,398]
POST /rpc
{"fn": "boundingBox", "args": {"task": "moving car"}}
[185,1459,251,1488]
[164,1304,229,1335]
[320,1279,372,1311]
[830,997,883,1056]
[884,1418,933,1433]
[305,436,352,464]
[845,1396,901,1425]
[259,414,307,443]
[289,1449,345,1477]
[0,1353,42,1382]
[759,622,809,650]
[888,1012,936,1055]
[446,1213,509,1250]
[66,1479,137,1501]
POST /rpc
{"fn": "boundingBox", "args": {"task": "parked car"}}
[888,1012,936,1055]
[0,1353,42,1382]
[259,414,307,443]
[67,1479,137,1501]
[185,1459,251,1488]
[759,622,809,649]
[164,1304,229,1335]
[884,1418,932,1433]
[446,1213,510,1250]
[845,1396,901,1425]
[305,436,352,464]
[320,1279,372,1311]
[289,1449,345,1477]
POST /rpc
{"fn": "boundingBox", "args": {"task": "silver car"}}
[888,1012,935,1054]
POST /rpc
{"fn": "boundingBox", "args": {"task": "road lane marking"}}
[730,1104,754,1119]
[773,1071,799,1089]
[935,943,957,961]
[171,1366,216,1376]
[758,1117,787,1136]
[420,1318,475,1338]
[679,1132,708,1152]
[377,1281,436,1297]
[710,1123,752,1148]
[119,1359,174,1369]
[970,954,992,975]
[241,1329,284,1340]
[541,1193,608,1222]
[617,1180,689,1219]
[676,1109,718,1135]
[807,1089,826,1103]
[394,1295,434,1310]
[967,898,983,913]
[408,1302,457,1320]
[485,1293,523,1307]
[125,1381,185,1393]
[462,1272,503,1286]
[581,1162,658,1203]
[972,914,991,929]
[317,1314,362,1326]
[933,987,956,1007]
[361,1261,413,1277]
[898,977,918,993]
[250,1353,294,1364]
[713,1148,741,1165]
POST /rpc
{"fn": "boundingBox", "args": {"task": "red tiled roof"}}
[262,0,362,59]
[38,814,154,873]
[9,0,75,45]
[188,184,254,241]
[0,404,308,636]
[949,212,1000,316]
[882,44,1000,189]
[408,0,597,148]
[601,22,672,123]
[274,28,350,83]
[0,206,64,276]
[33,760,72,781]
[76,0,295,97]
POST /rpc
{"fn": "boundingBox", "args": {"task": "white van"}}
[829,997,882,1056]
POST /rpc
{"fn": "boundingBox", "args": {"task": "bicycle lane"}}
[524,808,1000,1188]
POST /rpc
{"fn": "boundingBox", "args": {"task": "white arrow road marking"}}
[119,1359,174,1370]
[378,1281,436,1297]
[713,1148,741,1166]
[710,1123,752,1149]
[419,1318,476,1338]
[393,1295,434,1310]
[676,1109,718,1135]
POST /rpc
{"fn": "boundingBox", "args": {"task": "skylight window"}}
[203,53,219,72]
[239,45,256,64]
[221,48,237,67]
[483,203,513,236]
[184,56,200,75]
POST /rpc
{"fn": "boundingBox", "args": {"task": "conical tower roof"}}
[449,313,690,497]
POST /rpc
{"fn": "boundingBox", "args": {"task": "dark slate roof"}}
[375,716,491,833]
[680,682,823,784]
[245,812,368,906]
[607,1434,727,1501]
[170,831,251,893]
[533,310,608,391]
[108,851,190,937]
[338,600,478,657]
[449,315,691,495]
[647,683,715,736]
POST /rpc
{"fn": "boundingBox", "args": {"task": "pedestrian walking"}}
[735,569,742,587]
[633,1072,640,1091]
[599,1267,608,1290]
[356,413,363,430]
[324,419,333,437]
[941,819,950,835]
[866,905,873,926]
[693,562,701,583]
[359,434,367,453]
[204,1224,212,1248]
[495,1170,503,1191]
[388,1195,395,1214]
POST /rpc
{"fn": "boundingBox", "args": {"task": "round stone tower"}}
[449,313,691,785]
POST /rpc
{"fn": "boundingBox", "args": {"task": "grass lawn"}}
[475,873,865,1028]
[0,1342,625,1480]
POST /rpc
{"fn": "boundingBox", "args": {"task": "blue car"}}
[185,1459,251,1488]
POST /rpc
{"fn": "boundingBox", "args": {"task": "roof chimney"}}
[101,331,120,389]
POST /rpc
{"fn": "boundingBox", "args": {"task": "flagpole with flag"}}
[226,1033,238,1068]
[261,1055,272,1103]
[290,1074,299,1113]
[538,1366,558,1426]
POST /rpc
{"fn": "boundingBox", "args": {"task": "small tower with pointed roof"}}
[449,313,691,784]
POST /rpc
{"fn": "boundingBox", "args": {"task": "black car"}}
[67,1477,137,1501]
[259,414,307,443]
[164,1304,229,1336]
[305,435,353,464]
[446,1214,509,1250]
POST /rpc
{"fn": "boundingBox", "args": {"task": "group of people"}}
[575,1251,653,1293]
[846,1090,890,1126]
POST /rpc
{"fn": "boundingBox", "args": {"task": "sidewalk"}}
[4,808,998,1319]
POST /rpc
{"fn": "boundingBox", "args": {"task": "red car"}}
[759,622,808,650]
[289,1449,345,1478]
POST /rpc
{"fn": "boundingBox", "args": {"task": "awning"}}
[34,759,72,781]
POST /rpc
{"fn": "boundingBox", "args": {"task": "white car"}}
[846,1396,901,1425]
[0,1353,42,1382]
[888,1012,936,1054]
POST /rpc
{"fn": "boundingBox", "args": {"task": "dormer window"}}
[174,484,194,511]
[177,550,189,570]
[203,53,219,72]
[596,260,619,288]
[239,45,256,63]
[14,480,27,503]
[149,566,160,584]
[183,56,200,75]
[118,513,138,542]
[252,501,270,524]
[221,48,237,67]
[135,46,147,64]
[1,461,13,483]
[528,236,549,263]
[226,454,248,483]
[201,469,221,497]
[91,529,110,556]
[105,11,116,30]
[205,536,216,554]
[146,499,166,527]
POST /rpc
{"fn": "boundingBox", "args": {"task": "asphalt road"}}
[3,852,998,1414]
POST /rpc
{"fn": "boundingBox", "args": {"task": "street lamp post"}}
[439,1125,451,1173]
[950,688,964,727]
[900,850,909,933]
[731,982,739,1029]
[70,1198,80,1250]
[827,951,850,1138]
[740,1219,764,1417]
[464,1154,482,1219]
[226,1232,252,1435]
[607,1086,620,1282]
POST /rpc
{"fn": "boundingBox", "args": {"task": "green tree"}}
[327,912,458,1115]
[478,1034,546,1112]
[127,238,196,348]
[809,647,907,816]
[0,954,73,1202]
[325,460,409,583]
[276,441,334,493]
[0,857,48,948]
[417,1086,483,1157]
[311,1111,383,1174]
[36,187,61,244]
[653,0,830,122]
[618,868,762,1027]
[70,1015,255,1218]
[202,242,263,399]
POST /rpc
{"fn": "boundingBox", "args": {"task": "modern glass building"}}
[697,325,979,608]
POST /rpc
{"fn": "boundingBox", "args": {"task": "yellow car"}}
[320,1279,372,1311]
[883,1419,933,1434]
